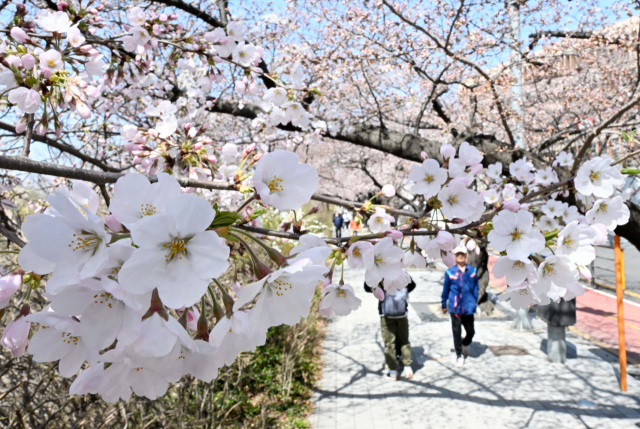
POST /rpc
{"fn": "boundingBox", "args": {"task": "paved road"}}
[592,241,640,301]
[311,267,640,429]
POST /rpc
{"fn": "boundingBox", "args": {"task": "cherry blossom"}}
[320,284,361,316]
[119,194,230,308]
[575,157,624,198]
[585,196,630,230]
[409,159,448,198]
[367,207,392,233]
[252,150,319,211]
[363,237,404,286]
[487,210,545,261]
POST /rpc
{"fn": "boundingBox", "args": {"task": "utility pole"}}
[508,0,525,149]
[507,0,535,332]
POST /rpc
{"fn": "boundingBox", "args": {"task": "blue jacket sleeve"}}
[442,271,450,309]
[473,270,479,302]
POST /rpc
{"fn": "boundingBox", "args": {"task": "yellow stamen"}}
[267,175,284,194]
[164,239,186,262]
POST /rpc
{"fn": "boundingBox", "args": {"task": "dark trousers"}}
[381,317,412,370]
[335,227,342,238]
[450,314,475,357]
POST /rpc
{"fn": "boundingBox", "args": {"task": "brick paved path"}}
[310,267,640,429]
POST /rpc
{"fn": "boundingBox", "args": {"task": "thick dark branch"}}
[0,156,420,218]
[150,0,223,27]
[208,98,544,169]
[529,31,594,40]
[0,224,25,248]
[0,121,126,173]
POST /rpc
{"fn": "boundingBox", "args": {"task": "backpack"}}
[382,287,408,318]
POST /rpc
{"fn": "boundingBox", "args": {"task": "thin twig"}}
[20,115,35,158]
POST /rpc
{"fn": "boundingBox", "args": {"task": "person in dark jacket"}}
[332,210,344,238]
[442,246,479,368]
[365,275,416,380]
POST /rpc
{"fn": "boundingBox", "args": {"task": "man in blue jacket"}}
[442,245,479,368]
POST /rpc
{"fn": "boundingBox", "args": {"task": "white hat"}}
[453,245,467,254]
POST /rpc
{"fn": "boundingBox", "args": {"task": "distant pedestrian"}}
[442,245,479,368]
[333,210,344,238]
[349,216,361,236]
[342,211,352,236]
[365,276,416,380]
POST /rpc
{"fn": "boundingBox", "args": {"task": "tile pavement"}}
[310,267,640,429]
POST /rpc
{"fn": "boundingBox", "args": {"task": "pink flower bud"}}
[105,215,123,232]
[503,199,520,212]
[0,273,22,308]
[466,239,476,251]
[176,24,184,31]
[88,28,97,35]
[192,142,203,150]
[186,308,199,331]
[232,282,241,293]
[97,4,104,9]
[420,151,427,160]
[373,286,385,301]
[183,123,192,131]
[89,8,98,14]
[10,27,29,43]
[440,143,456,160]
[41,68,53,79]
[170,13,178,20]
[468,163,483,175]
[75,100,92,119]
[151,38,159,48]
[206,154,217,163]
[442,251,455,267]
[578,265,592,281]
[436,230,456,251]
[14,118,27,134]
[242,143,256,157]
[6,55,22,68]
[159,13,168,22]
[381,184,396,197]
[21,54,35,70]
[1,317,30,357]
[55,127,62,138]
[386,230,403,241]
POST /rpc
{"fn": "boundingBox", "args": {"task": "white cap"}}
[453,245,467,255]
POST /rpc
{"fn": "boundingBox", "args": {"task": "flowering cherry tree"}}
[0,0,639,405]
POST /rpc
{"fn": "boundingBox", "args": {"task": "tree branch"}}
[0,121,127,173]
[0,155,420,218]
[571,93,640,174]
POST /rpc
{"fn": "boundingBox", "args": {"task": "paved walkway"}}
[310,267,640,429]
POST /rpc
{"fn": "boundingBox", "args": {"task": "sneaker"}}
[455,356,465,368]
[402,366,414,379]
[388,370,399,380]
[462,345,470,358]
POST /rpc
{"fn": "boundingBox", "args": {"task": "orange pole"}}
[614,235,627,392]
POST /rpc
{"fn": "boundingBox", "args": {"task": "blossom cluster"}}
[2,150,337,402]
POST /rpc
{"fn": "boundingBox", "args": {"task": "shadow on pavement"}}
[540,339,578,359]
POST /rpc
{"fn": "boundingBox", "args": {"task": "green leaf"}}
[210,211,242,229]
[544,228,559,241]
[621,168,640,175]
[248,208,266,221]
